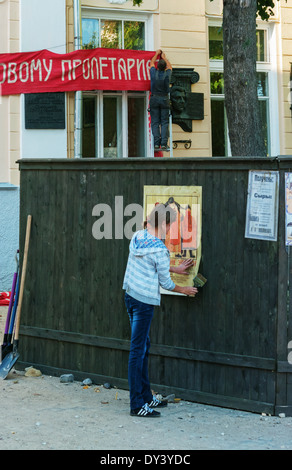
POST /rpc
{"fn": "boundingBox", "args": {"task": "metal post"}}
[73,0,82,158]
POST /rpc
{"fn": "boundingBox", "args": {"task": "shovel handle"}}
[14,215,32,342]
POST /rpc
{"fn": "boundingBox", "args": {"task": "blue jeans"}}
[150,95,170,147]
[125,292,154,410]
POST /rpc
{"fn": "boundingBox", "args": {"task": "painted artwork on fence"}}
[143,185,202,294]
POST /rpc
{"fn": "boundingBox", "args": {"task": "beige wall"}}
[0,0,10,182]
[205,0,292,156]
[83,0,158,10]
[280,0,292,155]
[159,0,210,156]
[205,0,222,17]
[0,0,20,185]
[1,0,292,165]
[66,0,74,158]
[66,0,212,157]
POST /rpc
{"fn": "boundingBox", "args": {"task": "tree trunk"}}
[223,0,267,156]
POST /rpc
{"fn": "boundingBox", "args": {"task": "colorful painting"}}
[143,185,202,293]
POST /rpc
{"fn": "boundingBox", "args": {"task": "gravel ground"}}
[1,307,292,452]
[0,370,291,451]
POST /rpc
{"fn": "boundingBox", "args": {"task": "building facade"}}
[0,0,20,290]
[0,0,292,288]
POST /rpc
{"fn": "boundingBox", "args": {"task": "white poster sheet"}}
[245,170,279,241]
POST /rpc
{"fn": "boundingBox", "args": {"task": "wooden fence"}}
[17,157,292,416]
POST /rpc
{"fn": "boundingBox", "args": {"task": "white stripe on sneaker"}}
[149,396,160,407]
[130,402,161,417]
[138,404,152,415]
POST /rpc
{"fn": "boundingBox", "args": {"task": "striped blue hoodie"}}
[123,229,175,306]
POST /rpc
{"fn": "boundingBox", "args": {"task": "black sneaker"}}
[148,396,168,408]
[154,145,160,151]
[161,145,170,152]
[130,403,161,417]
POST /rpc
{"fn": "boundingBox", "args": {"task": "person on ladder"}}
[149,49,172,152]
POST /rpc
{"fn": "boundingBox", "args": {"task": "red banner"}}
[0,48,155,95]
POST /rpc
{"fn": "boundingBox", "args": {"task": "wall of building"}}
[0,0,20,186]
[1,0,291,168]
[159,0,210,156]
[280,0,292,155]
[206,0,292,156]
[20,0,67,160]
[64,0,292,158]
[0,1,9,183]
[0,0,20,291]
[65,0,211,157]
[0,184,19,291]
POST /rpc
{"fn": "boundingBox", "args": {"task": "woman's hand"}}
[172,285,198,296]
[182,286,198,297]
[170,259,194,275]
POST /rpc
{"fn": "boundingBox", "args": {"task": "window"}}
[83,96,96,158]
[81,11,150,158]
[208,26,267,62]
[209,23,277,156]
[210,71,227,156]
[209,26,223,60]
[82,18,145,50]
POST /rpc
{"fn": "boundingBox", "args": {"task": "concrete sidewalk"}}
[0,370,291,451]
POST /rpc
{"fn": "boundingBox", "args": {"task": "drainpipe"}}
[73,0,82,158]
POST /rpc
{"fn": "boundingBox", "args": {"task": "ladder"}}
[169,93,173,157]
[150,92,173,158]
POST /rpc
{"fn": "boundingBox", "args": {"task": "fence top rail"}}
[17,156,292,172]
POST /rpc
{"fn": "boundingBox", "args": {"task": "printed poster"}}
[245,170,279,242]
[143,185,202,295]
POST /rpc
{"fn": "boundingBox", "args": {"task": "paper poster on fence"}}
[143,185,202,295]
[245,170,279,241]
[285,173,292,245]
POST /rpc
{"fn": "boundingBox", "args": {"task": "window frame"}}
[81,8,153,159]
[82,8,153,50]
[209,20,280,157]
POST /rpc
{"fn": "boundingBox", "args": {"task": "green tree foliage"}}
[132,0,281,20]
[132,0,285,156]
[209,0,283,21]
[256,0,279,21]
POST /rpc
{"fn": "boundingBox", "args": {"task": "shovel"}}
[1,253,19,353]
[1,276,20,360]
[0,215,32,379]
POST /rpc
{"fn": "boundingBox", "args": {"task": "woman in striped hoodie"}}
[123,203,198,418]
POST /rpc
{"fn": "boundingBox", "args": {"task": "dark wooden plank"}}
[17,156,281,172]
[18,158,292,415]
[275,169,290,411]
